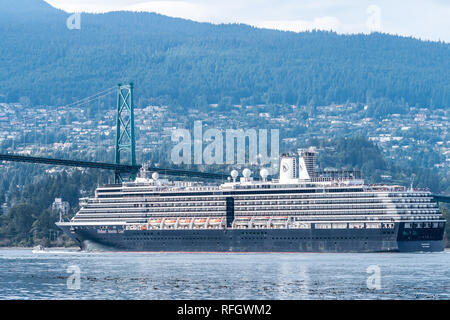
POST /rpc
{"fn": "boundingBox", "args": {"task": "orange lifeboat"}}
[194,218,207,225]
[209,218,223,225]
[178,218,192,225]
[164,219,177,225]
[149,218,162,225]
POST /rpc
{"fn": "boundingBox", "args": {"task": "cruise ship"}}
[56,149,446,252]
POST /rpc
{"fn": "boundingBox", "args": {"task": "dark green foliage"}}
[7,204,36,240]
[313,136,444,193]
[0,0,449,111]
[0,168,109,247]
[317,137,386,179]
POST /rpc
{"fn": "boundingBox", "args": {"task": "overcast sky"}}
[45,0,450,42]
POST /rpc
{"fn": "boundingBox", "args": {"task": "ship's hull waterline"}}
[58,222,445,253]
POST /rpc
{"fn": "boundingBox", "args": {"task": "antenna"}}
[409,175,415,191]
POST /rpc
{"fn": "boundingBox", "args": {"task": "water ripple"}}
[0,249,448,300]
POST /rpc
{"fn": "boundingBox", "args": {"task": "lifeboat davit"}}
[272,216,289,224]
[253,217,270,224]
[235,217,251,224]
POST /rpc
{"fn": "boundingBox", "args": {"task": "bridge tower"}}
[115,83,136,183]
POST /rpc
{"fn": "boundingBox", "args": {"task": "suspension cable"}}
[61,86,116,108]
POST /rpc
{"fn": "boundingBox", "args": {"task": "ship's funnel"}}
[279,155,297,182]
[298,147,317,180]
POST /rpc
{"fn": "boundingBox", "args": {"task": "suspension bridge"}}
[0,83,228,182]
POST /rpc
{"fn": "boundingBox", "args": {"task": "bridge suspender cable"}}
[60,87,116,109]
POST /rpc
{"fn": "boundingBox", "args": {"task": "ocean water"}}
[0,248,448,300]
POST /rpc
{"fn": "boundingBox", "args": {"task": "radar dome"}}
[242,168,252,178]
[230,170,238,179]
[260,168,269,180]
[152,172,159,180]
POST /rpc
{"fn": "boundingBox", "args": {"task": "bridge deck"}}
[0,153,227,180]
[433,194,450,203]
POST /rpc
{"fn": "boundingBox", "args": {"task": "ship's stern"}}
[396,221,446,252]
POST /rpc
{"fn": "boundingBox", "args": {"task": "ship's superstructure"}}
[57,149,446,252]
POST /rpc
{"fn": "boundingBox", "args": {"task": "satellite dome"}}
[152,172,159,180]
[260,168,269,179]
[230,170,238,179]
[242,168,251,178]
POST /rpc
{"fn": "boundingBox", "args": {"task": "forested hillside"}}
[0,168,109,246]
[0,0,449,110]
[313,137,444,192]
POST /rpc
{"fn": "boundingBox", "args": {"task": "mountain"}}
[0,0,449,109]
